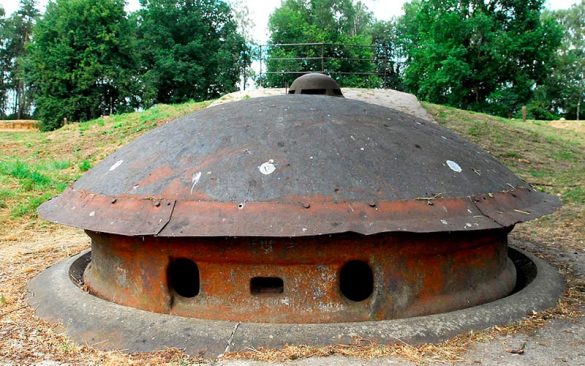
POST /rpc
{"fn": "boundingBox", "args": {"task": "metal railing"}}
[255,42,404,88]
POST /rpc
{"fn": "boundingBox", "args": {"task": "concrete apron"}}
[27,247,564,358]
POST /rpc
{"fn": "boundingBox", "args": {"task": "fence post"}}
[259,45,263,84]
[383,44,388,87]
[320,43,324,73]
[522,106,527,122]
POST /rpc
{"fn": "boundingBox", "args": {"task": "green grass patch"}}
[11,192,54,217]
[564,187,585,205]
[78,160,92,172]
[0,160,52,190]
[0,189,12,208]
[51,160,71,170]
[553,150,577,162]
[499,151,522,159]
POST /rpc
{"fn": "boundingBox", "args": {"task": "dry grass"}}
[1,99,584,364]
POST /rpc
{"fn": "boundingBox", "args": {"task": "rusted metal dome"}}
[37,92,560,324]
[40,95,558,237]
[288,73,343,96]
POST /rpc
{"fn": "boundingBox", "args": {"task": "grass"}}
[0,100,211,235]
[423,102,585,205]
[78,159,92,172]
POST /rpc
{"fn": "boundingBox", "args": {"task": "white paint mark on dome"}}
[109,160,124,172]
[446,160,462,173]
[190,171,202,194]
[259,160,276,175]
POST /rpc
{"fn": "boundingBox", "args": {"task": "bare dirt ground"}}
[1,91,584,365]
[550,120,585,133]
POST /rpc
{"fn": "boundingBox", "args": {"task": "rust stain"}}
[83,229,515,323]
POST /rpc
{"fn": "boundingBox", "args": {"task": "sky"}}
[0,0,580,44]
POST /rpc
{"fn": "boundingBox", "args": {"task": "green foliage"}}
[134,0,250,106]
[78,160,92,172]
[370,20,404,90]
[533,2,584,120]
[26,0,138,131]
[0,1,39,119]
[399,0,563,117]
[265,0,380,87]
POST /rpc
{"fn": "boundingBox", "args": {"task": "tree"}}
[134,0,250,106]
[27,0,138,131]
[535,1,584,120]
[399,0,562,117]
[4,0,39,119]
[228,0,256,89]
[370,20,403,90]
[0,6,9,117]
[265,0,379,88]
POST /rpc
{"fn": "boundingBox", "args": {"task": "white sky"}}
[0,0,579,44]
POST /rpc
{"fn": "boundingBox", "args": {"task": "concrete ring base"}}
[27,247,565,358]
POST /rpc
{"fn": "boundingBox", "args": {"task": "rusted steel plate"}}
[38,190,175,236]
[84,229,515,323]
[39,95,560,236]
[39,187,555,237]
[472,189,561,227]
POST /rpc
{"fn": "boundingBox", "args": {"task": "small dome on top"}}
[288,73,343,97]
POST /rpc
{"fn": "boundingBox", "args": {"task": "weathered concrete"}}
[210,87,435,122]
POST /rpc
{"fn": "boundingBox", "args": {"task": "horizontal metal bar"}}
[267,57,324,61]
[269,42,379,49]
[263,71,389,76]
[267,57,378,62]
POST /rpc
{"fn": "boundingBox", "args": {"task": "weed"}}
[0,160,52,190]
[529,170,547,178]
[11,192,53,217]
[0,189,12,208]
[79,123,90,132]
[59,341,75,353]
[467,121,489,138]
[564,187,585,205]
[554,150,576,162]
[500,151,522,159]
[51,160,71,170]
[0,294,5,305]
[79,160,92,172]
